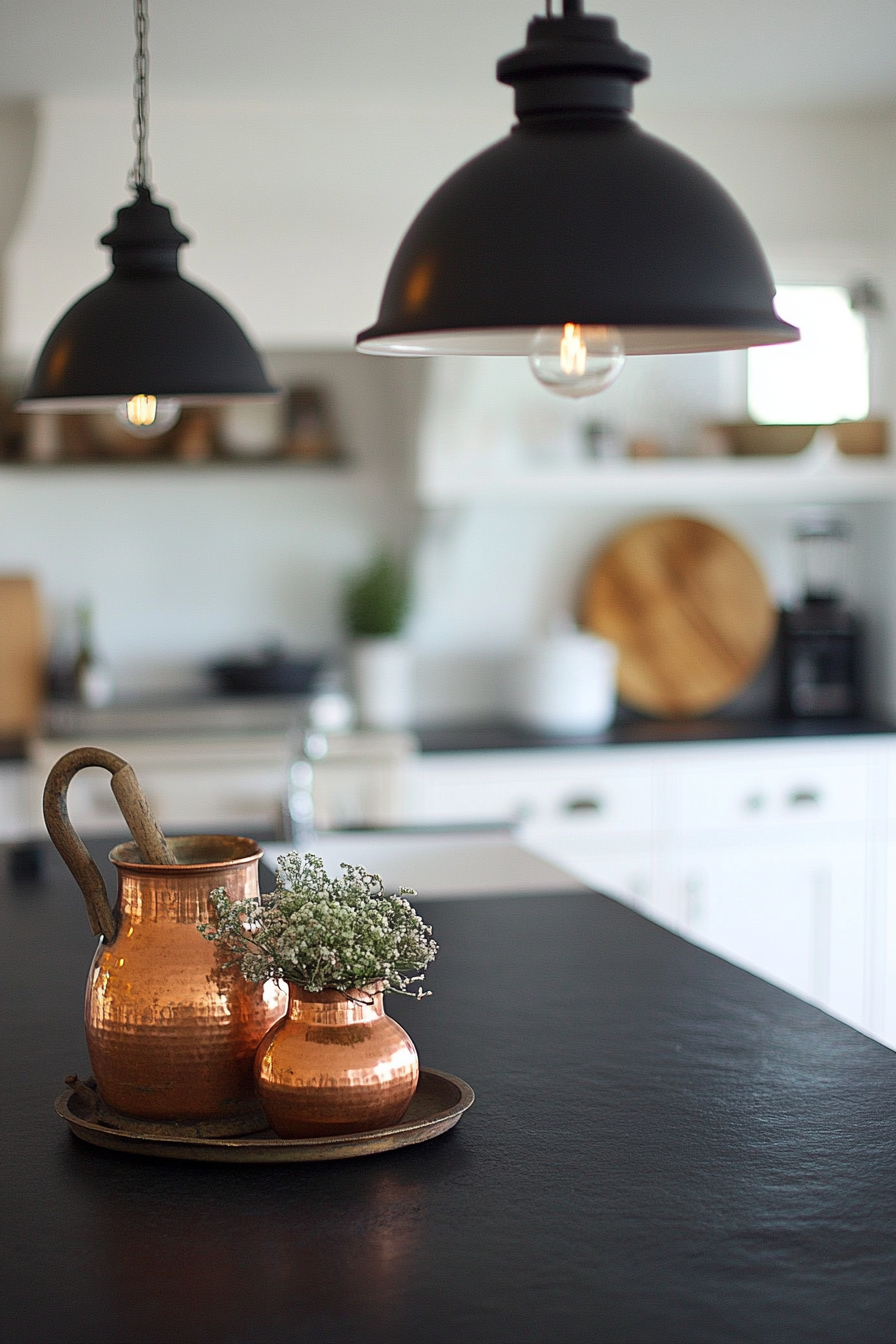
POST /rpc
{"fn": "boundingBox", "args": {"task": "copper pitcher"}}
[44,747,286,1125]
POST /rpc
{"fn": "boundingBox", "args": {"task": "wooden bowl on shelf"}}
[712,423,818,457]
[833,419,888,456]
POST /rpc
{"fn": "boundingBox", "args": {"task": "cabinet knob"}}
[788,788,821,807]
[563,796,604,814]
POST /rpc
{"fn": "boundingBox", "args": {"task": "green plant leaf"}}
[343,552,410,637]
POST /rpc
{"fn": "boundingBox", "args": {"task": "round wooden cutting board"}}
[580,515,776,718]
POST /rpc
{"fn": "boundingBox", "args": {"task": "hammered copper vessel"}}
[255,983,419,1139]
[43,747,286,1124]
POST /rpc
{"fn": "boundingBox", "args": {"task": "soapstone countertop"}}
[2,839,896,1344]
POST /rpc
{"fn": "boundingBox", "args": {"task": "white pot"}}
[513,632,618,735]
[352,638,414,730]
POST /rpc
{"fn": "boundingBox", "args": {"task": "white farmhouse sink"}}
[263,829,585,899]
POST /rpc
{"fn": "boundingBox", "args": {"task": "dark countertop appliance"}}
[781,512,862,717]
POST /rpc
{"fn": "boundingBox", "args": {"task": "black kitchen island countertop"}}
[2,841,896,1344]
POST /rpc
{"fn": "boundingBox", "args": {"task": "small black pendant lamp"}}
[19,0,276,435]
[357,0,798,398]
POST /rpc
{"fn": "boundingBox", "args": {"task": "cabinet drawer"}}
[32,737,290,836]
[57,764,285,835]
[405,752,654,836]
[674,752,869,836]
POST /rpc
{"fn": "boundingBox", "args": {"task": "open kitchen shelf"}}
[0,458,350,473]
[418,452,896,506]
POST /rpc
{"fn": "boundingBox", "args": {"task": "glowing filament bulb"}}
[560,323,588,377]
[115,395,181,438]
[127,394,157,426]
[529,324,625,398]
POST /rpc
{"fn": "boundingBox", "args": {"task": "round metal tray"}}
[55,1068,474,1163]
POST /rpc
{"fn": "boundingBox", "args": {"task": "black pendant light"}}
[19,0,276,435]
[357,0,798,398]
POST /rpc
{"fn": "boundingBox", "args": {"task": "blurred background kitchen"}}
[3,2,896,1045]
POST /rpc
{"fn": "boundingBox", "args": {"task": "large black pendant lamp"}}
[19,0,276,435]
[357,0,798,398]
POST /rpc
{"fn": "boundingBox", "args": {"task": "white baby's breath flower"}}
[198,851,437,997]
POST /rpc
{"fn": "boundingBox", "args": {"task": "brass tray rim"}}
[55,1067,474,1164]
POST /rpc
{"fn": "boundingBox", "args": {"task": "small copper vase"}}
[255,983,419,1138]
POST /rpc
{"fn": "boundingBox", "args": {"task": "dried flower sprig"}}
[199,851,437,997]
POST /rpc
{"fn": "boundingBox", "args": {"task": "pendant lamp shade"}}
[357,8,798,358]
[20,0,275,419]
[20,189,276,410]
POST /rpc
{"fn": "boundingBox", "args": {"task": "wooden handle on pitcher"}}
[43,747,177,941]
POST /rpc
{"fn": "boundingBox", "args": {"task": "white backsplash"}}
[418,349,747,484]
[0,346,884,719]
[409,496,878,722]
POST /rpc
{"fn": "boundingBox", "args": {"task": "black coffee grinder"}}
[781,513,862,718]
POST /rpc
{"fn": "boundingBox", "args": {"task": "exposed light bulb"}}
[115,395,181,438]
[529,324,625,398]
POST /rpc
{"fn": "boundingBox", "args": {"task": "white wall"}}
[410,497,885,721]
[0,100,37,348]
[2,96,895,715]
[0,350,423,695]
[4,96,507,361]
[646,105,896,420]
[7,99,893,361]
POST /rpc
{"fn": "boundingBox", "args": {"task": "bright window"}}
[747,284,869,425]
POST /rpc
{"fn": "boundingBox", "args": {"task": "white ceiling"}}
[1,0,895,111]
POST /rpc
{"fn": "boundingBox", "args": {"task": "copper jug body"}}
[43,747,286,1124]
[87,836,286,1121]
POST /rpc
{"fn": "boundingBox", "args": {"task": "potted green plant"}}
[200,851,437,1138]
[343,551,413,728]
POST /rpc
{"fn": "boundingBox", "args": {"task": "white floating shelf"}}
[418,453,896,507]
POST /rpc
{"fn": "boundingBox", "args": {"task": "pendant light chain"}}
[128,0,152,192]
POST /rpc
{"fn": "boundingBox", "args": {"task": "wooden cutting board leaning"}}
[580,515,776,719]
[0,575,45,738]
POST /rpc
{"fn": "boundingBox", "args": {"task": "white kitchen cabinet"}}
[520,830,656,917]
[881,838,896,1048]
[675,845,822,1000]
[404,733,896,1049]
[404,749,654,834]
[670,838,869,1026]
[672,752,872,836]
